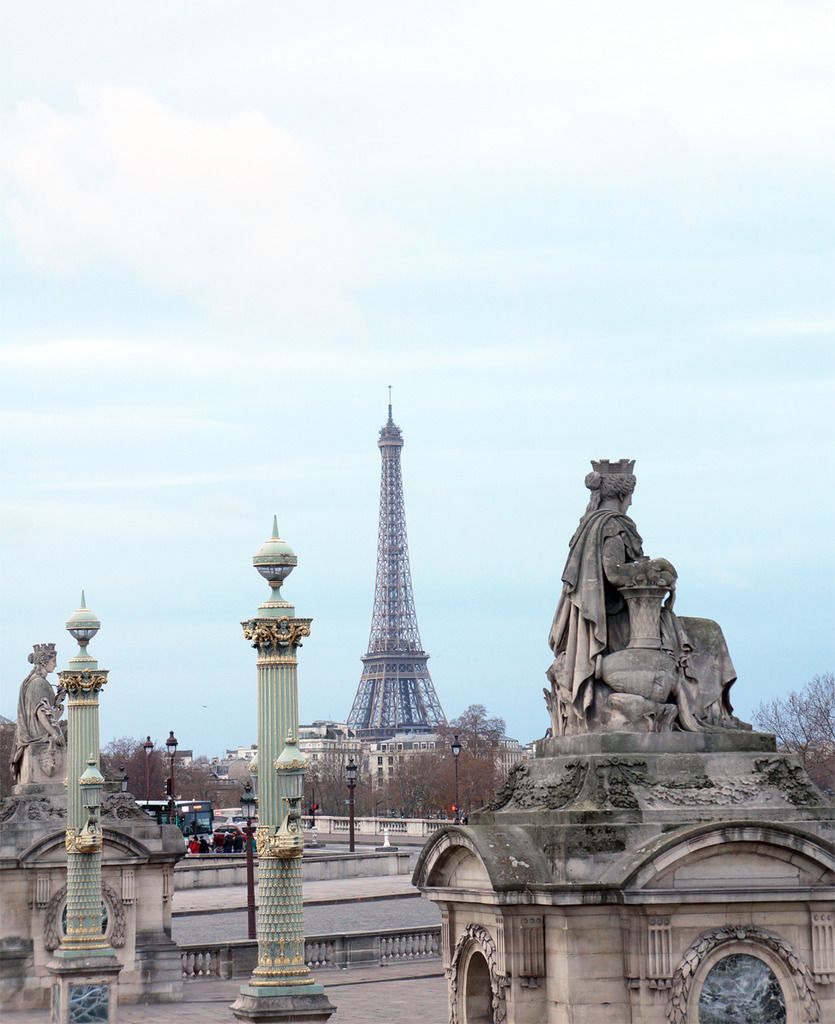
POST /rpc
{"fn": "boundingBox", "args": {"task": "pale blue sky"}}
[2,3,833,755]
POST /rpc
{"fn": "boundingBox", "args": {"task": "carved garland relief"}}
[485,756,821,813]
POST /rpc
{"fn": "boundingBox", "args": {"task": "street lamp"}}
[119,766,129,794]
[240,782,257,940]
[165,730,178,827]
[346,756,358,853]
[451,734,461,821]
[143,735,153,807]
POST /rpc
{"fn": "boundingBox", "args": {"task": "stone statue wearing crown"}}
[10,642,66,786]
[545,460,750,736]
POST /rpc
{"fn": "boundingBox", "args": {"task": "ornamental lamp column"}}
[231,518,335,1024]
[49,592,122,1024]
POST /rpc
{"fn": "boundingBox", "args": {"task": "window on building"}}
[698,954,786,1024]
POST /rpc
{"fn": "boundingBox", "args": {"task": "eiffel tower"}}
[347,396,446,739]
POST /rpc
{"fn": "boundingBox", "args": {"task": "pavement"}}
[172,866,441,944]
[173,873,420,914]
[1,962,448,1023]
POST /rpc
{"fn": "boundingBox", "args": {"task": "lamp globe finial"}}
[252,516,298,615]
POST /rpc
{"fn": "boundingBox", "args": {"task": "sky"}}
[1,3,834,756]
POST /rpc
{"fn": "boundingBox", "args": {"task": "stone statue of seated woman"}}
[544,460,751,736]
[10,643,66,786]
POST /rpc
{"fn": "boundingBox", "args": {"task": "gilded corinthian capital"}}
[58,670,109,694]
[241,617,312,651]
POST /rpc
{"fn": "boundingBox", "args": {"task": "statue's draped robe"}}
[10,671,58,782]
[548,509,738,731]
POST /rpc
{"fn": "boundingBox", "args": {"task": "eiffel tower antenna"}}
[347,398,446,739]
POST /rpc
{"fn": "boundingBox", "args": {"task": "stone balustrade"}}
[302,815,447,837]
[180,926,441,979]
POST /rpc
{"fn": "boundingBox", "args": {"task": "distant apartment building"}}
[224,744,257,762]
[368,733,441,788]
[367,733,529,789]
[298,721,363,773]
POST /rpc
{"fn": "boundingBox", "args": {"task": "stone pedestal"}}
[231,985,335,1023]
[48,954,122,1024]
[414,732,834,1024]
[0,786,184,1010]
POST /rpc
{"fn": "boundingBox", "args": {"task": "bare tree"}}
[100,738,234,804]
[754,672,834,793]
[0,718,15,798]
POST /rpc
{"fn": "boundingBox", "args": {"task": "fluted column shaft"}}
[242,617,315,989]
[56,669,113,958]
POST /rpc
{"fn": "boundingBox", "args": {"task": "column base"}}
[48,955,122,1024]
[231,982,335,1022]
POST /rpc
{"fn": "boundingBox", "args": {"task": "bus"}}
[140,799,214,839]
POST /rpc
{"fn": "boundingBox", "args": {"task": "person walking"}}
[198,836,209,854]
[188,835,200,854]
[232,830,244,854]
[223,830,234,854]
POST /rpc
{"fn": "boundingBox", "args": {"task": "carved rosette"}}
[241,617,312,652]
[58,670,109,694]
[667,926,820,1024]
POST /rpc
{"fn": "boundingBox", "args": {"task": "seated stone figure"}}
[10,642,66,785]
[544,460,750,735]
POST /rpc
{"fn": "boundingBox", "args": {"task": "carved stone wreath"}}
[666,925,820,1024]
[447,923,509,1024]
[241,617,312,651]
[43,882,127,951]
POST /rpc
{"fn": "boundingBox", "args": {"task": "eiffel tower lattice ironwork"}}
[347,399,446,739]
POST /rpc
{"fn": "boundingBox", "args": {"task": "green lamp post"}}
[231,519,335,1023]
[49,593,122,1024]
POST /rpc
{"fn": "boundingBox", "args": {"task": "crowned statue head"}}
[583,459,637,515]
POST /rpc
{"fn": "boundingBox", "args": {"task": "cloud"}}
[0,86,357,313]
[0,335,541,375]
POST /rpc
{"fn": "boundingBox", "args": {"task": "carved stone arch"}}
[20,825,152,864]
[448,923,509,1024]
[620,821,835,891]
[43,882,127,951]
[667,925,820,1024]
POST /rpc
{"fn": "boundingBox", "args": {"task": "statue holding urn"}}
[545,460,750,736]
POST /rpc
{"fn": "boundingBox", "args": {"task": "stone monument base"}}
[0,785,184,1010]
[414,731,834,1024]
[231,983,335,1022]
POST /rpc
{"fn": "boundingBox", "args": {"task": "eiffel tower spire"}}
[347,397,446,739]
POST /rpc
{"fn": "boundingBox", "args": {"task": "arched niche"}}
[448,924,508,1024]
[463,950,493,1024]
